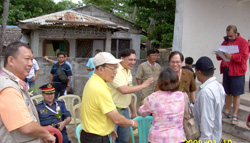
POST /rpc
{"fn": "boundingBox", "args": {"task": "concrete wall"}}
[0,56,170,96]
[0,57,151,96]
[112,32,141,59]
[173,0,250,82]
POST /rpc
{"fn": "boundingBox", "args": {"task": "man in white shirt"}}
[26,59,39,89]
[193,56,225,142]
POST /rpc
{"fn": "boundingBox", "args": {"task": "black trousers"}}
[80,130,109,143]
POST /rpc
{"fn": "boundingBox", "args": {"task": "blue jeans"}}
[27,77,35,89]
[115,108,131,143]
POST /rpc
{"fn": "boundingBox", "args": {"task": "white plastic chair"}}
[58,94,81,125]
[31,95,44,104]
[72,103,81,128]
[129,93,138,117]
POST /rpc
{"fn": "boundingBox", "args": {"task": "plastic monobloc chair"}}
[58,94,81,124]
[43,126,63,143]
[130,116,153,143]
[72,103,81,128]
[76,124,82,143]
[30,95,44,104]
[76,124,114,143]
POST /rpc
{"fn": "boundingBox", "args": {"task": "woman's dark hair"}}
[157,67,180,92]
[169,51,184,62]
[4,42,31,67]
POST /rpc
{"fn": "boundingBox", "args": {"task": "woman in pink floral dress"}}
[139,68,186,143]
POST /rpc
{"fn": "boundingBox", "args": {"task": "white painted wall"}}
[174,0,250,82]
[112,32,141,59]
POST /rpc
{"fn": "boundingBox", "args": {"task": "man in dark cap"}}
[36,83,71,143]
[193,56,225,143]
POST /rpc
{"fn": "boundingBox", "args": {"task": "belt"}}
[116,107,127,111]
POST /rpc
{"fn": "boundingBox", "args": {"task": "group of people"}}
[0,24,249,143]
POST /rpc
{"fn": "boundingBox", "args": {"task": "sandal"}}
[231,116,238,125]
[222,111,231,119]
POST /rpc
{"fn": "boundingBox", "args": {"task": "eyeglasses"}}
[170,61,181,64]
[105,66,118,71]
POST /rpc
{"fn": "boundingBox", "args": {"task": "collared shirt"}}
[107,63,132,108]
[86,57,95,79]
[54,60,73,87]
[135,61,161,99]
[27,59,39,78]
[139,91,186,143]
[180,69,197,96]
[36,100,71,126]
[50,62,72,85]
[193,77,225,143]
[81,73,116,136]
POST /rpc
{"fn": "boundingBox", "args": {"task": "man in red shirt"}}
[216,25,249,125]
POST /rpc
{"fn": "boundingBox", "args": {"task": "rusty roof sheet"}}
[19,10,129,30]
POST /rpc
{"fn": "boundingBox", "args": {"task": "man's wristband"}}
[131,120,134,127]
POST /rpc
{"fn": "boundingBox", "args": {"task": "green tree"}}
[82,0,134,21]
[131,0,175,48]
[0,0,78,25]
[82,0,175,48]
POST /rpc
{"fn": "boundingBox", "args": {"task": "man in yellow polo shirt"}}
[107,49,154,143]
[81,52,138,143]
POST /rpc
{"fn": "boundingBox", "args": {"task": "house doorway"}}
[43,40,69,56]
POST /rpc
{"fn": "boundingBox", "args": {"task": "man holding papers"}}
[216,25,249,125]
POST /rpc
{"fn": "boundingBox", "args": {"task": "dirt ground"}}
[66,124,78,143]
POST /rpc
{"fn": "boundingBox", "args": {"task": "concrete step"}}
[240,93,250,107]
[222,132,249,143]
[222,118,250,141]
[226,104,250,121]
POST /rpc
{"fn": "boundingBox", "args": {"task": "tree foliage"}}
[83,0,134,21]
[131,0,175,48]
[0,0,78,25]
[82,0,175,48]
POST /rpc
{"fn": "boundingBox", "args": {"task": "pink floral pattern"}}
[139,91,186,143]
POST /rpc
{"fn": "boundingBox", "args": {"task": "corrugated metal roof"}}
[19,10,129,30]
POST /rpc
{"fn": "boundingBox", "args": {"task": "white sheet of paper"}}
[218,45,239,54]
[213,50,230,62]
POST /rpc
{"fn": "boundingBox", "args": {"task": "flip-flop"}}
[231,116,238,125]
[222,111,231,119]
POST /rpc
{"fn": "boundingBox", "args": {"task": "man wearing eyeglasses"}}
[216,25,249,125]
[80,52,138,143]
[107,49,154,143]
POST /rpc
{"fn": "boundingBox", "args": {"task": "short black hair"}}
[169,51,184,62]
[185,57,194,65]
[4,42,31,67]
[57,52,65,57]
[200,69,214,77]
[147,49,157,56]
[95,63,106,70]
[157,67,180,92]
[119,49,136,58]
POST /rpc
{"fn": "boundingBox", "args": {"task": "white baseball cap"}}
[93,52,122,67]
